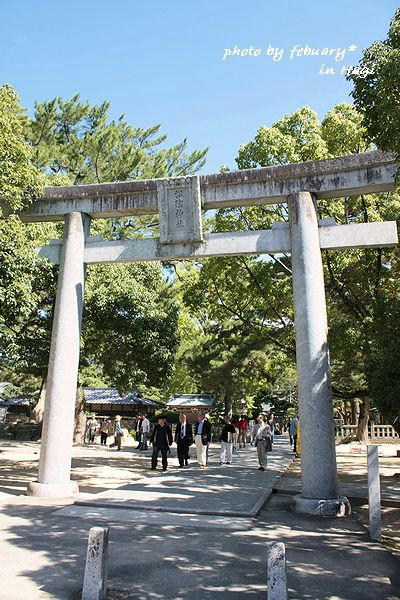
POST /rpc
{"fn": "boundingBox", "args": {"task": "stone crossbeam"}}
[37,221,398,265]
[17,151,397,222]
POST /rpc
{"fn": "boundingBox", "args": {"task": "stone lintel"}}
[36,221,398,265]
[15,151,397,222]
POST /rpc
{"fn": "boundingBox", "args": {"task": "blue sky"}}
[1,0,398,174]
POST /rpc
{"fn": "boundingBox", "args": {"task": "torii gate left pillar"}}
[27,212,90,497]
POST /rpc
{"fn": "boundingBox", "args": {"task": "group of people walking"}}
[149,413,212,471]
[86,411,290,473]
[86,415,125,450]
[149,412,275,472]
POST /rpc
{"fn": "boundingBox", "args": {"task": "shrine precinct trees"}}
[0,85,56,397]
[348,8,400,160]
[29,94,208,185]
[0,89,204,411]
[176,104,400,432]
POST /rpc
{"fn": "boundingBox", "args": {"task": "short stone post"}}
[288,191,350,516]
[267,542,288,600]
[27,212,90,497]
[367,445,382,541]
[82,527,109,600]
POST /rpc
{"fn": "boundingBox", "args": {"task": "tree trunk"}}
[351,399,360,426]
[224,378,233,418]
[344,401,351,425]
[73,385,87,444]
[356,398,370,443]
[31,376,46,424]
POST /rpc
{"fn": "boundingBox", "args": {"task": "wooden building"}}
[83,388,163,418]
[166,394,214,423]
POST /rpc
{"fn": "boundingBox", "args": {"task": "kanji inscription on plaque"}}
[156,175,203,244]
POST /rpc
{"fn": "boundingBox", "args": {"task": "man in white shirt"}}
[141,415,150,450]
[174,414,193,467]
[194,413,211,469]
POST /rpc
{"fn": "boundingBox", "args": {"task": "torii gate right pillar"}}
[289,191,350,516]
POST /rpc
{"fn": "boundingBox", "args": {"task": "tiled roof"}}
[83,388,162,407]
[0,397,30,406]
[166,394,214,407]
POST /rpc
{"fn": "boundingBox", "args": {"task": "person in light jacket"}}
[86,416,98,444]
[141,415,150,450]
[100,418,112,446]
[254,415,272,471]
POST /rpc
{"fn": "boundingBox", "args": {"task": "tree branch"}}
[325,253,368,320]
[238,257,289,329]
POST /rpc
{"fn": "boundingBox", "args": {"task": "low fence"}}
[334,424,399,440]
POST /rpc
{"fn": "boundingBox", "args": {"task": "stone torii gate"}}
[18,150,398,516]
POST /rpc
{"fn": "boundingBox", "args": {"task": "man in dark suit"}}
[150,417,173,471]
[194,412,212,468]
[175,414,193,467]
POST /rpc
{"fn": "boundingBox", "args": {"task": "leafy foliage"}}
[29,94,208,184]
[236,107,328,168]
[0,85,43,211]
[171,102,400,428]
[83,263,180,392]
[364,297,400,434]
[349,8,400,157]
[1,89,207,402]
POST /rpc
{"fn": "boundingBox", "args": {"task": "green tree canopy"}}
[173,102,400,429]
[30,94,208,184]
[0,85,43,211]
[83,263,180,393]
[1,89,207,401]
[349,8,400,157]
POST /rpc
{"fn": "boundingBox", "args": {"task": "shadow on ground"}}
[0,492,400,598]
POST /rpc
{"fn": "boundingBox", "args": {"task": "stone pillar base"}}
[291,495,351,517]
[26,481,79,498]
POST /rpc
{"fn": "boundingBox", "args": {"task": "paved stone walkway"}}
[277,443,400,501]
[0,438,399,599]
[56,438,293,529]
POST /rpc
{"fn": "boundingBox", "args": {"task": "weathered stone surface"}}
[27,212,89,497]
[14,151,397,222]
[289,192,339,500]
[26,481,79,497]
[36,221,398,265]
[291,495,351,517]
[367,445,382,540]
[156,175,202,244]
[82,527,109,600]
[267,542,288,600]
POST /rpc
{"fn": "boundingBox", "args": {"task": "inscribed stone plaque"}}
[156,176,202,244]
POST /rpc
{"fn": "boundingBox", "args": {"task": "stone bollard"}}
[82,527,109,600]
[367,445,382,541]
[267,542,288,600]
